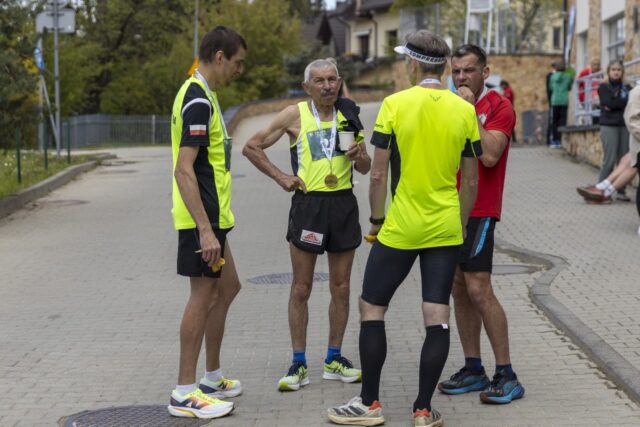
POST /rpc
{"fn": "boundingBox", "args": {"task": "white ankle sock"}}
[176,383,197,396]
[604,184,615,197]
[596,180,610,190]
[205,368,223,383]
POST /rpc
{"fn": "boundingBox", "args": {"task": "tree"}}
[44,0,302,116]
[199,0,302,108]
[0,0,39,150]
[392,0,563,53]
[44,0,192,115]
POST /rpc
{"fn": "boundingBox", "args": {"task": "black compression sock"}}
[413,324,450,412]
[359,320,386,406]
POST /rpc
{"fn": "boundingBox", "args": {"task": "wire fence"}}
[58,114,171,148]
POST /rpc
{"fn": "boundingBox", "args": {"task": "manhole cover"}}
[97,169,138,174]
[248,272,330,284]
[493,264,542,275]
[61,405,212,427]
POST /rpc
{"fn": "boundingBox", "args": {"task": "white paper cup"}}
[338,132,354,151]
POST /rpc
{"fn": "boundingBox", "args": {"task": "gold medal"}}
[325,174,338,188]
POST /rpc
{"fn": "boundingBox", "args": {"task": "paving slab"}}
[0,103,639,426]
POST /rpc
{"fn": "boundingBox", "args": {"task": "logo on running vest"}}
[430,94,442,102]
[301,229,323,245]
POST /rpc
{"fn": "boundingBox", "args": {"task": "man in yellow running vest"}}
[243,59,371,392]
[168,26,246,419]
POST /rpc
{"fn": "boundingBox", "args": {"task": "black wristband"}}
[369,216,385,225]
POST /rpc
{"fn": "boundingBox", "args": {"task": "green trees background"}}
[2,0,308,149]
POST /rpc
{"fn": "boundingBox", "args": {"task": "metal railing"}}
[573,57,640,126]
[59,114,171,148]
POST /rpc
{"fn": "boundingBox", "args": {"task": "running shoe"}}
[199,376,242,398]
[413,408,443,427]
[616,192,631,202]
[167,388,234,419]
[323,355,362,383]
[327,396,384,426]
[437,366,490,395]
[576,185,604,201]
[480,369,525,404]
[278,361,309,391]
[585,196,613,204]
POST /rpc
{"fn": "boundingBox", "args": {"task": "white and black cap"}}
[394,42,447,65]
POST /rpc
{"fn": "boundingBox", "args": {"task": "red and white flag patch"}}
[301,229,323,246]
[189,124,206,136]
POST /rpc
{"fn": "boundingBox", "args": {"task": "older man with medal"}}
[243,58,371,392]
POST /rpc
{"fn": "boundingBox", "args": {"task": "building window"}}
[386,30,398,55]
[552,26,562,50]
[606,15,625,61]
[358,34,369,61]
[577,32,588,70]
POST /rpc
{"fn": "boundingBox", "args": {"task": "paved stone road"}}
[1,103,639,426]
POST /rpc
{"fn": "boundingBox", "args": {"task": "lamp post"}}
[193,0,199,58]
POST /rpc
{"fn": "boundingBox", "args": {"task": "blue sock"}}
[465,357,483,372]
[325,346,341,364]
[293,350,306,366]
[496,364,514,377]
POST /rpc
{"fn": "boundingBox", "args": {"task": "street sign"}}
[36,8,76,34]
[468,0,493,13]
[34,47,45,71]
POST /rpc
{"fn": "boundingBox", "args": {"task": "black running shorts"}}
[458,217,496,273]
[177,228,230,278]
[286,190,362,254]
[361,241,459,306]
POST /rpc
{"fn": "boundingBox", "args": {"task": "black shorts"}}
[286,190,362,254]
[458,217,496,273]
[361,242,459,306]
[177,228,230,278]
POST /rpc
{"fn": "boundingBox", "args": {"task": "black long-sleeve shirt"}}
[598,81,631,126]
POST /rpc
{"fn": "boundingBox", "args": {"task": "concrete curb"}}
[496,238,640,405]
[0,154,115,220]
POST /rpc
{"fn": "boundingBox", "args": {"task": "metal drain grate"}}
[493,264,542,275]
[248,272,330,285]
[61,405,212,427]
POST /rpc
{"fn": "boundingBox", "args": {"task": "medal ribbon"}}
[194,69,230,140]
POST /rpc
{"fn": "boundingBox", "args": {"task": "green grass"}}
[0,151,92,200]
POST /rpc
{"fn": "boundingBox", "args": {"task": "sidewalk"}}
[0,103,638,426]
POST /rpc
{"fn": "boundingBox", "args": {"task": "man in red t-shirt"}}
[438,44,525,404]
[577,59,601,104]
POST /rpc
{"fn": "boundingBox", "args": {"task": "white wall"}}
[601,0,624,22]
[576,0,589,34]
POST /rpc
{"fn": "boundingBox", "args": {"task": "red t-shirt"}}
[471,90,515,220]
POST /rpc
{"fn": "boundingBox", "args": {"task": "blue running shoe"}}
[437,366,490,395]
[480,369,525,404]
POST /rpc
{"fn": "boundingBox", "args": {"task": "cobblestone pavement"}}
[0,103,639,426]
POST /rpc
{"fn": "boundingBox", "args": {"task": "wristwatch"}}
[369,216,385,225]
